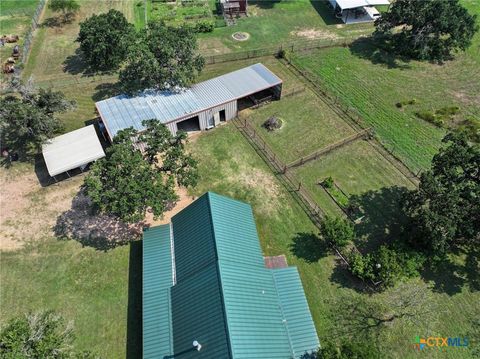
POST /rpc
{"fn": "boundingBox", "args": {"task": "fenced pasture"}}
[289,36,480,172]
[197,0,376,54]
[22,0,135,82]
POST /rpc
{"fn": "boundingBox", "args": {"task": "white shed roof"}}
[333,0,389,10]
[42,125,105,177]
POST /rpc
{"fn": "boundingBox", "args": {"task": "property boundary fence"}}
[202,37,355,65]
[21,0,47,64]
[286,128,372,169]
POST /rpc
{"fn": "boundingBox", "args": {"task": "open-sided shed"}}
[95,63,283,140]
[42,125,105,178]
[329,0,390,23]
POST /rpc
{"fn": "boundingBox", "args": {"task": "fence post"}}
[298,182,302,191]
[283,165,287,174]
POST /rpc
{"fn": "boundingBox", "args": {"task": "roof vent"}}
[193,340,202,351]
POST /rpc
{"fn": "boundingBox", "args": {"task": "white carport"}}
[42,125,105,178]
[329,0,390,24]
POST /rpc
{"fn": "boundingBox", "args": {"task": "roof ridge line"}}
[206,192,234,359]
[271,269,296,358]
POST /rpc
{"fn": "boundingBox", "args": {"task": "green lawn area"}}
[0,0,39,79]
[289,0,480,173]
[197,0,376,54]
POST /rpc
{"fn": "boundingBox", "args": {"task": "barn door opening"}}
[219,109,226,122]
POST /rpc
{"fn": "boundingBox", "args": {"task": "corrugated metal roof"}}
[142,225,174,359]
[96,63,282,137]
[171,263,231,359]
[42,125,105,177]
[143,193,319,359]
[273,267,320,357]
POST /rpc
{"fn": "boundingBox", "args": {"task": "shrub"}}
[436,106,459,116]
[396,99,417,108]
[322,176,334,189]
[263,116,283,131]
[195,19,214,32]
[320,216,355,249]
[457,117,480,142]
[415,111,444,127]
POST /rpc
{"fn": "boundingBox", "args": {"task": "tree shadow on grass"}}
[329,257,371,293]
[349,36,411,69]
[126,240,143,359]
[63,47,89,76]
[54,189,145,251]
[349,186,410,253]
[289,232,329,263]
[249,0,282,9]
[42,15,74,28]
[421,245,480,295]
[92,81,123,102]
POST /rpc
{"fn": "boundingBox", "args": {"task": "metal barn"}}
[95,63,282,141]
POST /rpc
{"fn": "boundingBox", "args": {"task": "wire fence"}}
[21,0,47,64]
[233,116,381,288]
[202,37,356,65]
[286,128,372,169]
[282,55,420,185]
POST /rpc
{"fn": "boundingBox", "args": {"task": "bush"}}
[415,111,444,127]
[320,216,354,249]
[322,176,334,189]
[349,245,425,289]
[396,98,417,108]
[263,116,283,131]
[195,19,214,32]
[457,117,480,143]
[436,106,459,116]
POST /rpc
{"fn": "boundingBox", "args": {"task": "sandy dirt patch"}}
[146,187,197,226]
[291,28,340,40]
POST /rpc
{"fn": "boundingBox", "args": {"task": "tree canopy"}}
[374,0,478,61]
[48,0,80,22]
[84,120,198,223]
[0,87,74,158]
[0,311,94,358]
[403,132,480,257]
[77,9,135,71]
[320,216,354,249]
[119,21,205,94]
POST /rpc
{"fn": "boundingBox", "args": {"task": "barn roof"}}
[42,125,105,177]
[96,63,282,138]
[142,192,319,359]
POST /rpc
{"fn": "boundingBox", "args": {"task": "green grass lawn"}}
[197,0,376,54]
[289,0,480,173]
[1,123,479,359]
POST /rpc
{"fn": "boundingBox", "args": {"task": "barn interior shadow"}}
[126,240,143,359]
[54,189,145,251]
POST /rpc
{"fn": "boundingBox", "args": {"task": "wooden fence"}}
[286,128,372,169]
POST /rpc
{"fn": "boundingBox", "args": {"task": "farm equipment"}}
[1,35,19,43]
[12,45,20,59]
[3,58,15,74]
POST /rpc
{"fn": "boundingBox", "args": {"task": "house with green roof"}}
[143,192,319,358]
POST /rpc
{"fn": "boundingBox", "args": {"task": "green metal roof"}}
[143,192,319,359]
[142,224,174,358]
[272,268,320,357]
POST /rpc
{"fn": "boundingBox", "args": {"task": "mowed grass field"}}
[197,0,376,54]
[290,0,480,173]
